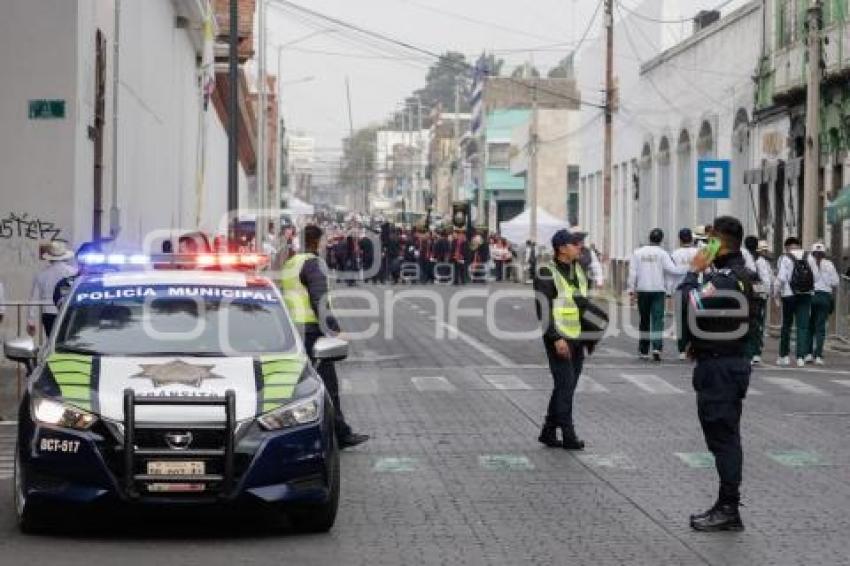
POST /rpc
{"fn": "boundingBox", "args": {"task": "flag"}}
[469,55,488,138]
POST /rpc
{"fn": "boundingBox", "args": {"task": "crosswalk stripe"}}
[832,379,850,389]
[762,377,827,395]
[576,375,610,393]
[481,374,531,391]
[619,373,685,394]
[411,376,457,392]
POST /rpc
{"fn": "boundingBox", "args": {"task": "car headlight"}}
[257,392,321,431]
[32,397,98,430]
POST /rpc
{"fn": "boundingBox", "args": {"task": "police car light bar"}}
[78,252,268,270]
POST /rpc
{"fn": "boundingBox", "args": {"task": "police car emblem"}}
[132,360,224,388]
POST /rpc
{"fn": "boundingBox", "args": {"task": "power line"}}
[398,0,568,44]
[269,0,605,110]
[616,0,736,25]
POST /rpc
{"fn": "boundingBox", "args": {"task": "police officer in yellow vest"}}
[534,229,591,450]
[281,225,369,449]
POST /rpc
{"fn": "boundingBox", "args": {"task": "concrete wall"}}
[0,0,81,302]
[0,0,234,314]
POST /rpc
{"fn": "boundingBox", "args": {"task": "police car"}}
[4,252,345,532]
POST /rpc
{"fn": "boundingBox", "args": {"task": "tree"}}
[547,53,575,79]
[510,63,540,79]
[414,51,471,115]
[340,126,378,208]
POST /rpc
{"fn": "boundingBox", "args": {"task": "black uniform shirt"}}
[678,251,753,357]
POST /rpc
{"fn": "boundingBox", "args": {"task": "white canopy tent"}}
[499,207,569,248]
[286,197,315,215]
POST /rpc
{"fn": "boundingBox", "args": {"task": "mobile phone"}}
[704,237,721,262]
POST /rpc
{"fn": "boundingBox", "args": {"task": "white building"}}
[287,134,315,202]
[0,0,243,306]
[577,0,760,275]
[374,129,430,216]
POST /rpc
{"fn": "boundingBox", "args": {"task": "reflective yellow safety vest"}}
[281,253,318,324]
[550,262,588,339]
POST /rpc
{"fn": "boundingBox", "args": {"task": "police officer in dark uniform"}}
[678,216,754,532]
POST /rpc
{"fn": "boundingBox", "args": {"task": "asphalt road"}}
[1,282,849,565]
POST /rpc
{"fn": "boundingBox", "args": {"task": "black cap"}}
[678,228,693,243]
[552,229,586,249]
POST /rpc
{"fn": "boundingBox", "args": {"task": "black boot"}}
[560,426,585,450]
[690,504,744,532]
[538,424,561,448]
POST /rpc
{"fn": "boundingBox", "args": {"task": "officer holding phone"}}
[678,216,755,532]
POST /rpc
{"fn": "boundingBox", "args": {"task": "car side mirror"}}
[312,337,349,362]
[4,337,38,373]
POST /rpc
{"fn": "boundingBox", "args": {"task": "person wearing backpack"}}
[807,242,839,365]
[775,237,815,366]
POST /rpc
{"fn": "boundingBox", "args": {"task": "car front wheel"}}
[285,433,340,533]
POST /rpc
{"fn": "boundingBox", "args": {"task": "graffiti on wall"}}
[0,212,66,243]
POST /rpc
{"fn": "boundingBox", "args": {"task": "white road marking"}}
[341,377,379,395]
[762,377,827,395]
[832,379,850,389]
[576,375,610,393]
[481,374,531,390]
[411,376,457,392]
[619,373,685,394]
[595,347,632,359]
[440,322,514,368]
[747,388,763,396]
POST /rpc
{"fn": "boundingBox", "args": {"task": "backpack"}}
[787,252,814,294]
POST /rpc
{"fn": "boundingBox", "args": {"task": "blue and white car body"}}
[8,268,342,532]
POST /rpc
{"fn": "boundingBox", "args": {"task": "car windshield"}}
[54,283,297,356]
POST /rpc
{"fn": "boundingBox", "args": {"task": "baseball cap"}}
[551,229,586,248]
[812,242,826,253]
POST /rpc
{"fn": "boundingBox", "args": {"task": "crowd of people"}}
[628,225,842,366]
[319,223,524,285]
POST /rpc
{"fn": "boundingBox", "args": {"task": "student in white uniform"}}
[669,229,700,360]
[807,242,839,365]
[743,237,774,364]
[775,237,815,367]
[628,228,688,361]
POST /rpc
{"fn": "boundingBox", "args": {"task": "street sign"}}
[28,99,66,120]
[697,159,730,199]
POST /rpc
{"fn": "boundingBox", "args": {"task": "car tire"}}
[286,432,340,533]
[14,445,50,534]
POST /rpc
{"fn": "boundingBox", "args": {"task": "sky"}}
[262,0,750,167]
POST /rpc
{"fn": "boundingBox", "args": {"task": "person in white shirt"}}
[628,228,688,361]
[807,242,839,365]
[27,241,77,338]
[775,236,815,366]
[669,228,700,359]
[743,237,774,364]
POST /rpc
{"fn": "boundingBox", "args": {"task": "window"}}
[487,143,511,168]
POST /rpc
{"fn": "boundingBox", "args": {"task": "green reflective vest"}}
[550,262,588,339]
[281,253,318,324]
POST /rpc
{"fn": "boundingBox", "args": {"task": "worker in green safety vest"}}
[533,228,593,450]
[280,224,369,449]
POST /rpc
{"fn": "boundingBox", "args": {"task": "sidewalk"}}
[0,363,22,421]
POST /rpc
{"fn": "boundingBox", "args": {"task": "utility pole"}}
[602,0,614,262]
[345,76,357,211]
[528,82,539,245]
[453,79,461,203]
[227,0,239,242]
[802,0,823,247]
[257,0,267,250]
